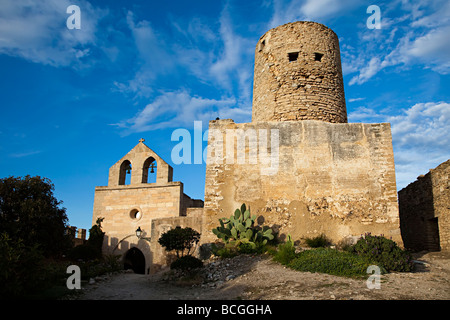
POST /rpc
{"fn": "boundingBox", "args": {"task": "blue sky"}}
[1,0,449,231]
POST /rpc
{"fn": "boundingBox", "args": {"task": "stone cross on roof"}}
[139,138,145,143]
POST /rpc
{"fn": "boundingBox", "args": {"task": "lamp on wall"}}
[135,227,151,242]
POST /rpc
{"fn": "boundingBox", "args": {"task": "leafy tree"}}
[87,217,105,257]
[0,232,45,297]
[158,226,201,258]
[0,175,72,257]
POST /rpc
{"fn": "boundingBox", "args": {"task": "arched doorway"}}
[123,247,145,274]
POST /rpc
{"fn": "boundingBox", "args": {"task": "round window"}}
[130,209,142,220]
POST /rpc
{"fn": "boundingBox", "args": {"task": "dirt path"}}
[75,251,450,300]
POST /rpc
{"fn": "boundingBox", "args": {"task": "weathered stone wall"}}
[399,160,450,251]
[252,21,347,123]
[202,119,401,246]
[93,182,185,271]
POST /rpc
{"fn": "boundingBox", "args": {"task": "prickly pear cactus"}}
[212,203,274,249]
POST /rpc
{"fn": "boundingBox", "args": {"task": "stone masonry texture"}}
[202,119,402,245]
[202,21,401,246]
[252,21,347,123]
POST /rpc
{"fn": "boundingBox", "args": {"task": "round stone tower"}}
[252,21,347,123]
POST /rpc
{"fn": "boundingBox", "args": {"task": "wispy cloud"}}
[9,150,42,158]
[112,90,246,135]
[0,0,107,68]
[350,101,450,189]
[344,0,450,85]
[348,97,366,103]
[268,0,360,28]
[114,3,255,133]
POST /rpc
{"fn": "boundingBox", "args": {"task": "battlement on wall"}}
[67,226,87,247]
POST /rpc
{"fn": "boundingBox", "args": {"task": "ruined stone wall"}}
[181,193,204,216]
[399,160,450,251]
[202,119,401,246]
[252,21,347,123]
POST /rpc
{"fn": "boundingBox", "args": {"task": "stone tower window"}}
[288,52,299,62]
[119,160,132,185]
[258,39,265,52]
[314,52,323,61]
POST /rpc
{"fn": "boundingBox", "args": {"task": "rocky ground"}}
[73,250,450,300]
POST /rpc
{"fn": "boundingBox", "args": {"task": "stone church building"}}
[92,139,203,274]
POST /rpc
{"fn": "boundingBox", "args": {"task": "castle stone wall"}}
[399,160,450,251]
[202,119,402,246]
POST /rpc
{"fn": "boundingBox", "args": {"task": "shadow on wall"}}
[103,234,152,274]
[399,173,440,252]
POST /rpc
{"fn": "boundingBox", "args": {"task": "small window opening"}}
[288,52,299,62]
[259,39,265,52]
[130,209,142,220]
[314,52,323,62]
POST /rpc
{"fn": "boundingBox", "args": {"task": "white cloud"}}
[344,0,450,85]
[268,0,360,28]
[349,57,383,85]
[348,97,366,103]
[112,11,176,98]
[405,25,450,73]
[114,4,255,133]
[0,0,106,67]
[9,150,42,158]
[349,102,450,189]
[389,102,450,149]
[113,90,247,134]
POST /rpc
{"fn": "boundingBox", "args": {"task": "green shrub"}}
[288,248,376,278]
[158,226,201,258]
[273,235,296,265]
[213,246,239,259]
[304,234,331,248]
[350,233,413,272]
[170,255,203,270]
[67,244,99,261]
[0,233,46,298]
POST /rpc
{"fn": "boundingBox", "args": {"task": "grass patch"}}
[272,241,296,265]
[287,248,380,278]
